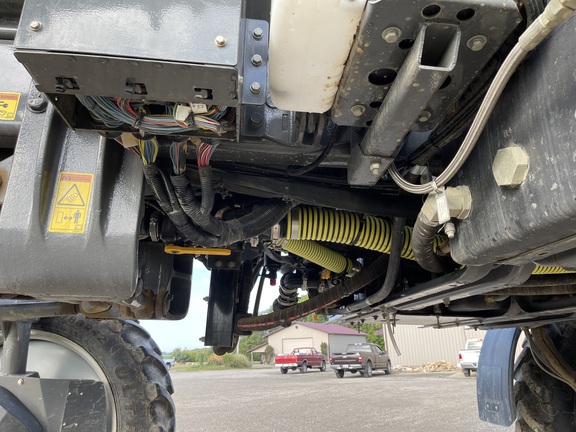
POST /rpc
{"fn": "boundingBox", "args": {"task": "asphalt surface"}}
[171,367,515,432]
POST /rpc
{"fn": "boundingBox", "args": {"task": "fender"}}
[477,328,521,426]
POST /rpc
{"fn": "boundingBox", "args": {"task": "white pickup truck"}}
[458,339,483,377]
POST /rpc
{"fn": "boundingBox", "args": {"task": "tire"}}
[291,367,297,371]
[300,361,308,373]
[350,370,358,374]
[514,324,576,432]
[385,360,392,375]
[320,360,326,372]
[335,369,345,379]
[4,315,175,432]
[364,361,373,378]
[463,368,471,377]
[280,367,288,374]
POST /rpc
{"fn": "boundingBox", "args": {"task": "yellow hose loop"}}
[533,265,576,275]
[282,240,355,274]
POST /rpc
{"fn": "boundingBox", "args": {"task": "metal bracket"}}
[477,328,521,426]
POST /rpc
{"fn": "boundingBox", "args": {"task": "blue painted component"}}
[477,328,521,426]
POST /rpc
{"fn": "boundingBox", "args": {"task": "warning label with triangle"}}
[49,172,93,234]
[56,184,86,207]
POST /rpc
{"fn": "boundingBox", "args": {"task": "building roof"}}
[246,342,268,353]
[266,321,367,337]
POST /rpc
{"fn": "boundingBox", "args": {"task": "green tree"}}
[345,322,385,348]
[320,341,328,356]
[264,345,275,364]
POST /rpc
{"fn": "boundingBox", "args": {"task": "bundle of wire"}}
[197,141,219,167]
[170,141,188,174]
[139,138,159,165]
[77,95,228,135]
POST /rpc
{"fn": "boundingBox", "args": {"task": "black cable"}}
[286,122,339,176]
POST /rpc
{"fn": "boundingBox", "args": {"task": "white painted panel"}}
[282,338,313,354]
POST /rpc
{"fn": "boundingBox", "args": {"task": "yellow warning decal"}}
[0,92,21,121]
[49,172,93,234]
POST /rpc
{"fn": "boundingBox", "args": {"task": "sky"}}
[141,261,280,353]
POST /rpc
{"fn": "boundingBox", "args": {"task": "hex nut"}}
[369,162,381,176]
[215,35,227,47]
[29,21,41,31]
[351,104,366,117]
[252,27,264,40]
[492,146,529,187]
[382,27,401,44]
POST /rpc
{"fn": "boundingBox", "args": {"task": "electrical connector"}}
[174,104,193,122]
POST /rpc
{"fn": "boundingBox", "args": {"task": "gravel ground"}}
[171,367,515,432]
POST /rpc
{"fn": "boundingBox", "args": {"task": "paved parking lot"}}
[171,367,515,432]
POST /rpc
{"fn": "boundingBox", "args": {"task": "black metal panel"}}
[451,17,576,266]
[205,268,240,348]
[477,328,520,427]
[331,0,521,129]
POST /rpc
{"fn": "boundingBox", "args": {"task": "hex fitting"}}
[492,145,529,187]
[420,186,472,222]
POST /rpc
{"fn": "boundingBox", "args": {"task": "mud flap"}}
[477,327,521,426]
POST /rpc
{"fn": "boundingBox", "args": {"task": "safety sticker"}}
[49,172,94,234]
[0,92,20,121]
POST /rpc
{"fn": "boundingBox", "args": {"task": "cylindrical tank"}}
[268,0,367,113]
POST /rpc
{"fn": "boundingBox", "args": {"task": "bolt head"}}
[250,82,262,94]
[467,35,487,52]
[351,104,366,117]
[418,111,432,122]
[382,27,401,44]
[29,21,42,31]
[370,162,381,176]
[492,145,530,187]
[215,35,227,47]
[252,28,264,40]
[17,379,24,385]
[251,54,263,66]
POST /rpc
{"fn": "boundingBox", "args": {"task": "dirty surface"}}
[172,367,515,431]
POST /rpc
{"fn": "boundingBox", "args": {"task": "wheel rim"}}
[4,330,117,432]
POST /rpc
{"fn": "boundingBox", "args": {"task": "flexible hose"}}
[388,0,576,195]
[236,253,390,331]
[281,207,446,258]
[272,272,303,311]
[412,213,447,273]
[282,240,356,274]
[346,217,405,312]
[198,166,215,215]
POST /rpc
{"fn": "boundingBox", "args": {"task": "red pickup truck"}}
[274,347,327,374]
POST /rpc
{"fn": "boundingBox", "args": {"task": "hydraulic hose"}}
[279,207,446,259]
[281,240,356,274]
[272,272,303,311]
[412,213,447,273]
[346,217,405,312]
[236,253,390,331]
[388,0,576,195]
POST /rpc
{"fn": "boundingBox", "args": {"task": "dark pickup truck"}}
[330,343,391,378]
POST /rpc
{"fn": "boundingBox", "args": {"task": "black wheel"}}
[364,361,373,378]
[514,324,576,431]
[291,367,297,371]
[350,370,358,374]
[320,360,326,372]
[335,369,345,378]
[280,367,288,374]
[300,361,308,373]
[463,368,471,377]
[6,315,175,432]
[385,360,392,375]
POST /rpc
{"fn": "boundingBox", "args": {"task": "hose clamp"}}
[271,223,281,242]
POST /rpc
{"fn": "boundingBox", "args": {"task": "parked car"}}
[330,343,391,378]
[458,338,483,377]
[274,347,327,374]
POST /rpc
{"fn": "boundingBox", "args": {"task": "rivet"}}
[215,35,227,47]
